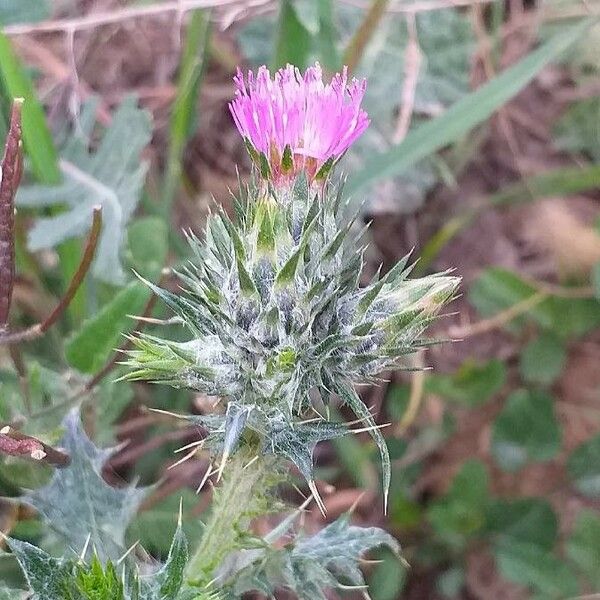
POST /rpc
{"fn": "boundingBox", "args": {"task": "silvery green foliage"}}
[5,538,73,600]
[341,8,474,213]
[125,173,458,502]
[0,589,25,599]
[0,0,49,25]
[223,514,399,599]
[7,517,201,600]
[23,409,149,563]
[16,96,151,284]
[179,404,349,491]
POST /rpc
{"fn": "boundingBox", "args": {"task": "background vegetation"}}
[0,0,599,598]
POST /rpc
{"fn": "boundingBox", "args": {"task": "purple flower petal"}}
[229,63,369,181]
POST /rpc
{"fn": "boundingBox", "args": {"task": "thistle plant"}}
[123,63,459,597]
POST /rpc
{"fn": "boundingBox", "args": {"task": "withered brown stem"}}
[0,206,102,345]
[0,99,24,330]
[0,425,70,467]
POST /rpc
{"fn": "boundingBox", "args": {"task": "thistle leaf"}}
[227,514,400,600]
[5,538,73,600]
[139,513,189,600]
[16,97,151,284]
[23,409,149,563]
[267,420,348,489]
[8,521,199,600]
[335,381,390,512]
[0,589,26,600]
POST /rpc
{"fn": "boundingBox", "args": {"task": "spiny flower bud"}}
[124,65,459,505]
[229,63,370,183]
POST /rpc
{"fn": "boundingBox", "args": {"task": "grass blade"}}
[162,10,211,209]
[346,19,595,196]
[0,31,60,184]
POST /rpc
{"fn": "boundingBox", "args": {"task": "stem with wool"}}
[186,441,280,587]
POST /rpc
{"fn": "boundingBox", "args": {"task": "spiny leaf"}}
[226,514,400,600]
[219,403,255,477]
[139,511,189,600]
[23,409,149,563]
[74,555,125,600]
[334,381,390,512]
[5,537,73,600]
[267,420,348,491]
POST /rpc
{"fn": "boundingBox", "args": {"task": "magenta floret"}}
[229,63,369,182]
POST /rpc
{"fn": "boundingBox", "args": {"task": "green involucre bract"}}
[123,172,459,498]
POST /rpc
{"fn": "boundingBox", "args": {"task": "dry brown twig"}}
[1,0,269,36]
[343,0,391,74]
[0,99,103,346]
[0,205,103,346]
[0,426,70,467]
[0,100,23,331]
[448,278,595,339]
[341,0,498,13]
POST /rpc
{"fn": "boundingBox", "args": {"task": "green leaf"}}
[0,31,60,183]
[127,217,168,281]
[469,268,548,329]
[65,281,149,374]
[427,460,489,547]
[567,434,600,498]
[346,19,593,196]
[0,0,50,25]
[485,498,558,550]
[553,97,600,162]
[491,389,561,471]
[494,540,578,599]
[140,513,189,600]
[6,538,74,600]
[163,10,210,207]
[16,96,152,283]
[519,332,566,386]
[23,410,149,563]
[272,0,312,69]
[368,548,407,600]
[469,267,600,338]
[128,491,203,558]
[566,510,600,589]
[425,359,506,406]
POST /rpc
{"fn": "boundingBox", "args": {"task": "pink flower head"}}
[229,63,369,182]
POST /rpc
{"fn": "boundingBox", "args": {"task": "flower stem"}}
[186,443,278,587]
